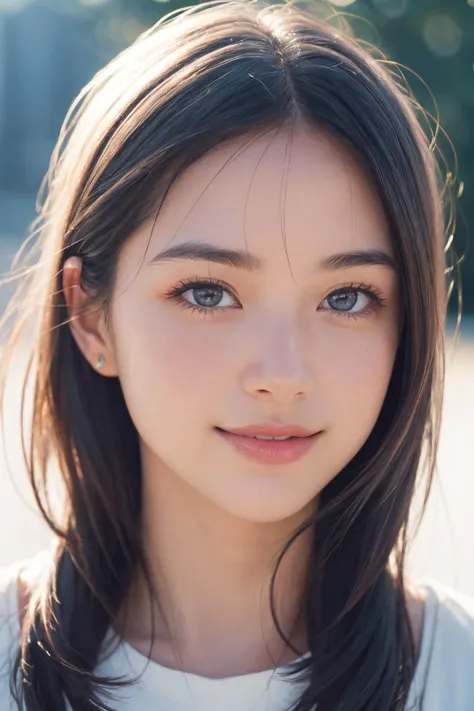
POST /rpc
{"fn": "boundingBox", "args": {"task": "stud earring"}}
[95,355,106,370]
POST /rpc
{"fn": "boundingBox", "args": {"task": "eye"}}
[319,286,384,317]
[183,284,236,309]
[166,278,240,314]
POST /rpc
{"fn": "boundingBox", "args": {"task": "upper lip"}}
[217,424,318,437]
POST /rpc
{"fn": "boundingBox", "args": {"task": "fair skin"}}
[61,124,424,678]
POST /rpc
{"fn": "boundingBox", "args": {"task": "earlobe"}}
[95,354,106,371]
[62,257,118,377]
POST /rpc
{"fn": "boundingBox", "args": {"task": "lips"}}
[219,424,317,438]
[215,425,321,465]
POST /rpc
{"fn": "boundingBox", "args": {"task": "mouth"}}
[215,427,322,465]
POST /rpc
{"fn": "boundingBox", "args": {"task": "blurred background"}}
[0,0,473,593]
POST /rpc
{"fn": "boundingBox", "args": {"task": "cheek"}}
[110,298,231,413]
[319,321,397,428]
[335,333,394,385]
[307,320,398,477]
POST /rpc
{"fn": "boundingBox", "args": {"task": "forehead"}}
[128,125,392,268]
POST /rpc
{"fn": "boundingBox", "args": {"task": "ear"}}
[62,257,118,377]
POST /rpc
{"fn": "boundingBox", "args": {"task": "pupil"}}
[194,287,222,307]
[328,290,357,311]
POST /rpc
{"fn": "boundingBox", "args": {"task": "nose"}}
[241,319,314,403]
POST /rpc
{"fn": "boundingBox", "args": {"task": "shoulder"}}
[410,578,474,710]
[431,582,474,652]
[427,579,474,648]
[0,560,23,667]
[0,551,53,709]
[0,558,24,710]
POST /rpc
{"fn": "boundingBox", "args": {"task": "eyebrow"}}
[148,241,397,273]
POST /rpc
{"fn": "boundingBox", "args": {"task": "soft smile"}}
[215,425,322,465]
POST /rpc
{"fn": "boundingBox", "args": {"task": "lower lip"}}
[215,428,321,465]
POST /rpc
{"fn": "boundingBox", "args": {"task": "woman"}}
[0,1,472,710]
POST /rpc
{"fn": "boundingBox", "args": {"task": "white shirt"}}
[1,553,474,710]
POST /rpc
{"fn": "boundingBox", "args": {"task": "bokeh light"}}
[372,0,409,20]
[101,16,148,46]
[328,0,357,7]
[0,0,34,12]
[77,0,112,6]
[423,15,462,58]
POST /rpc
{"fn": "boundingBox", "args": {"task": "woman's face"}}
[100,125,400,522]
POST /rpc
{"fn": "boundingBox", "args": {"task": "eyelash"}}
[164,276,386,320]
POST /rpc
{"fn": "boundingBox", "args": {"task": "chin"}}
[215,485,318,524]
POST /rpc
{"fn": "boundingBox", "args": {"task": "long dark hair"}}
[0,1,456,709]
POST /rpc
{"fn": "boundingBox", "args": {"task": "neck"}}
[117,454,317,677]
